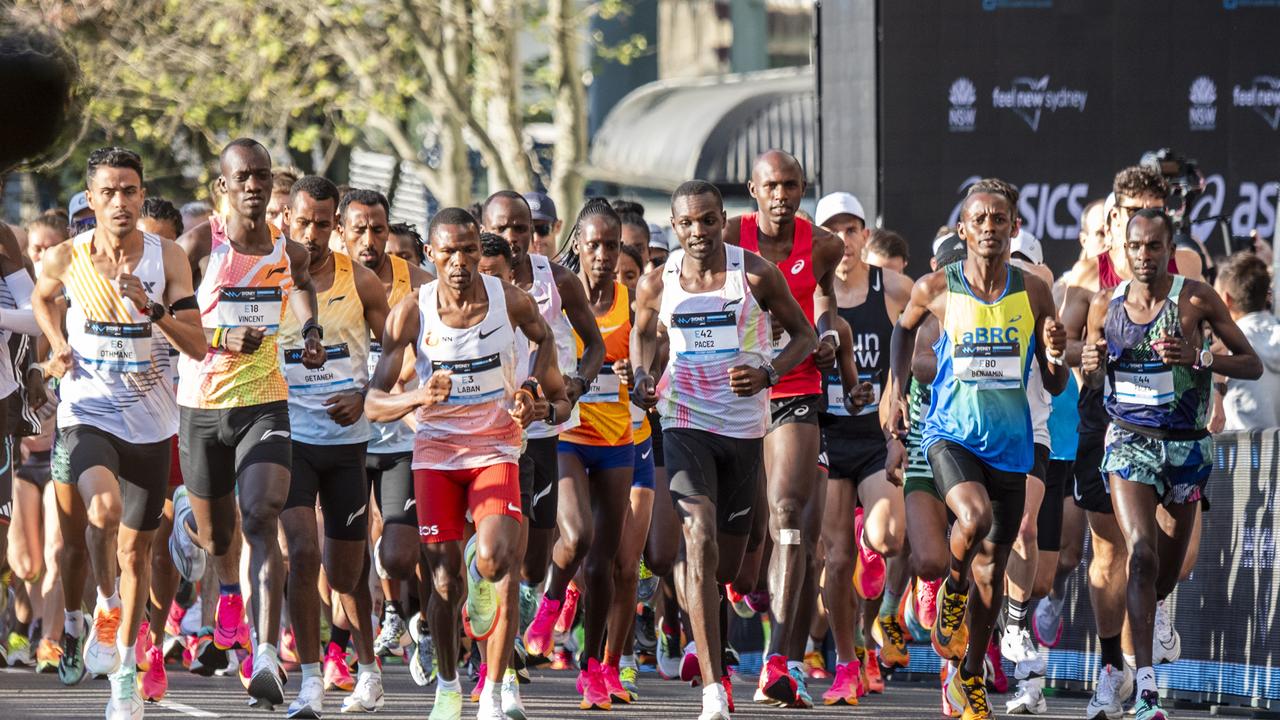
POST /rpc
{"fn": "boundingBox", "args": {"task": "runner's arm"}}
[751,255,817,379]
[1061,266,1094,365]
[365,292,425,422]
[812,229,843,370]
[507,283,570,421]
[177,221,211,286]
[353,263,392,382]
[155,238,208,360]
[1028,273,1068,395]
[553,261,604,395]
[629,266,665,408]
[1191,283,1262,380]
[1080,290,1111,389]
[31,243,72,376]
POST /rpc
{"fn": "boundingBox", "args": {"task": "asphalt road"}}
[0,663,1225,719]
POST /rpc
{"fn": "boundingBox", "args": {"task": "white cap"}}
[647,222,668,250]
[815,192,866,228]
[1103,192,1116,221]
[1011,230,1044,265]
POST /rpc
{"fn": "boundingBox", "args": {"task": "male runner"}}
[276,176,391,717]
[175,138,325,708]
[1080,209,1258,720]
[366,208,568,720]
[632,179,817,720]
[481,191,604,647]
[32,146,206,719]
[724,150,842,708]
[889,179,1068,720]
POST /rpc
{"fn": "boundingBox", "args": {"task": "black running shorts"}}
[369,451,415,527]
[519,435,559,530]
[179,401,292,500]
[820,415,888,484]
[769,394,824,429]
[60,425,170,532]
[285,441,369,541]
[927,439,1026,546]
[1072,432,1111,514]
[664,428,763,536]
[1036,459,1071,552]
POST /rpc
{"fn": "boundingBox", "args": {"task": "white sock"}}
[65,610,84,636]
[357,661,380,678]
[301,662,322,683]
[787,659,805,675]
[1123,653,1136,671]
[1135,666,1156,696]
[805,636,816,654]
[619,654,637,671]
[438,675,461,693]
[119,644,136,671]
[98,589,120,611]
[256,642,278,666]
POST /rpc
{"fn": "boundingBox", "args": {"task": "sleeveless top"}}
[657,244,772,439]
[278,252,369,445]
[923,262,1036,473]
[822,265,893,428]
[738,212,820,397]
[1048,372,1080,461]
[562,282,633,447]
[1102,276,1211,436]
[369,255,416,454]
[525,253,580,440]
[177,217,292,409]
[412,273,522,470]
[60,231,177,443]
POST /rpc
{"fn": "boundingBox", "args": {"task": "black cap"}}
[932,232,967,267]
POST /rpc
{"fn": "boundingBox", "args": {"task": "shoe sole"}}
[579,699,612,710]
[341,698,386,713]
[286,707,321,719]
[760,677,796,705]
[248,670,285,707]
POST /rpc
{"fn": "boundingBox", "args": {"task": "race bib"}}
[826,372,881,417]
[671,310,739,355]
[432,353,504,405]
[954,341,1022,390]
[1112,359,1174,406]
[215,287,282,331]
[583,366,624,404]
[631,402,647,431]
[82,320,152,372]
[283,343,355,395]
[367,341,382,378]
[773,330,791,358]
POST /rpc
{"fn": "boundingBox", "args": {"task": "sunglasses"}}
[533,224,552,236]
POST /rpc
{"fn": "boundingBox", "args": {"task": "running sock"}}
[1099,633,1124,669]
[256,642,279,666]
[805,636,817,654]
[438,675,462,693]
[619,654,637,671]
[330,627,351,651]
[959,663,980,682]
[1135,666,1156,696]
[65,610,84,636]
[119,644,137,671]
[219,582,241,596]
[879,589,902,617]
[383,600,403,619]
[301,662,322,683]
[357,661,380,678]
[1123,653,1137,672]
[1006,598,1029,630]
[787,659,804,675]
[98,588,121,611]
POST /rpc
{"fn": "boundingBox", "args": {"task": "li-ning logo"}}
[948,77,977,133]
[1189,76,1217,131]
[1232,76,1280,130]
[991,76,1088,131]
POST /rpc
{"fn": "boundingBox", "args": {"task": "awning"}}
[586,66,816,192]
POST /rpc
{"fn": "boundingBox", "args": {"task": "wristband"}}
[212,327,225,350]
[302,319,323,341]
[819,329,840,348]
[1047,353,1065,366]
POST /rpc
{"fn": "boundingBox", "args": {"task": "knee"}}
[770,496,805,528]
[429,564,463,604]
[1127,542,1159,584]
[325,562,361,595]
[643,548,675,580]
[953,503,993,541]
[240,508,279,543]
[86,494,122,530]
[912,550,949,581]
[1015,524,1038,555]
[613,558,639,586]
[289,544,321,580]
[475,539,512,582]
[9,553,40,584]
[381,540,419,580]
[559,521,593,562]
[866,523,905,558]
[117,538,151,570]
[822,542,855,580]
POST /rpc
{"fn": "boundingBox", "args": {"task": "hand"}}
[418,369,452,407]
[1043,318,1067,360]
[301,331,326,369]
[117,272,149,313]
[323,391,365,427]
[1152,327,1195,366]
[883,392,909,440]
[631,372,658,410]
[1081,338,1107,374]
[814,336,837,372]
[612,358,634,387]
[728,365,769,397]
[885,437,906,487]
[509,387,537,428]
[844,381,875,414]
[565,374,587,406]
[223,326,267,354]
[23,369,47,413]
[44,344,73,379]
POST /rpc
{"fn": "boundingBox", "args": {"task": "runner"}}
[275,176,391,718]
[811,191,911,705]
[31,146,207,719]
[524,192,562,259]
[631,179,817,720]
[365,207,570,720]
[888,179,1068,720]
[175,138,326,708]
[387,222,428,267]
[724,150,842,709]
[1080,208,1259,720]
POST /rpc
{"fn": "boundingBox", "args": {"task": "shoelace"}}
[1096,668,1118,704]
[941,592,966,634]
[882,617,907,647]
[964,676,990,715]
[96,610,120,644]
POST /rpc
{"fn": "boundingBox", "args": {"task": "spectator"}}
[266,165,301,232]
[864,228,910,273]
[1213,252,1280,431]
[524,191,561,257]
[25,214,66,267]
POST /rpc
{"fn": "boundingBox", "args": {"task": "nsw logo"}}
[948,77,977,132]
[1233,76,1280,130]
[1189,76,1217,131]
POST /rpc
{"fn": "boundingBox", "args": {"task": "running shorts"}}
[1073,431,1111,514]
[558,440,633,473]
[927,439,1026,545]
[179,402,292,500]
[415,462,522,544]
[60,424,170,531]
[769,394,823,429]
[285,441,369,541]
[369,451,415,527]
[1101,424,1211,507]
[519,436,558,530]
[1036,459,1071,552]
[664,428,762,536]
[15,448,51,489]
[632,437,656,490]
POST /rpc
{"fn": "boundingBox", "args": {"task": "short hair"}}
[1113,165,1169,202]
[26,214,67,237]
[866,229,910,264]
[181,200,211,218]
[1081,197,1106,220]
[611,199,645,217]
[618,211,649,242]
[86,146,143,186]
[427,207,480,241]
[964,177,1019,212]
[619,243,645,270]
[291,176,340,207]
[480,232,514,264]
[390,222,425,262]
[220,137,269,166]
[272,166,302,195]
[671,179,722,209]
[1126,207,1174,243]
[140,197,184,235]
[481,190,530,220]
[338,188,389,221]
[1217,251,1271,314]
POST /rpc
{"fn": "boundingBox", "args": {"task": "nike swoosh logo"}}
[507,503,522,514]
[346,504,367,527]
[266,266,288,277]
[261,429,291,441]
[532,484,553,506]
[871,275,881,292]
[641,449,652,460]
[598,324,623,336]
[403,498,416,512]
[727,507,750,522]
[479,326,501,340]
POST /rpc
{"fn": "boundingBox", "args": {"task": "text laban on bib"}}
[432,353,505,405]
[953,340,1022,389]
[671,310,739,354]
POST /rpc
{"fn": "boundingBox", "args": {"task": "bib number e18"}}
[215,287,283,331]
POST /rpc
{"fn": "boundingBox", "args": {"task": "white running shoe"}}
[84,607,122,677]
[477,687,505,720]
[340,671,385,713]
[501,670,527,720]
[248,650,286,709]
[287,676,325,719]
[1086,664,1134,720]
[373,609,409,658]
[1152,600,1181,664]
[1007,677,1048,714]
[105,668,144,720]
[698,682,731,720]
[168,487,206,583]
[1001,626,1039,664]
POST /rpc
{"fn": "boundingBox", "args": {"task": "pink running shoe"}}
[852,507,886,600]
[986,637,1008,693]
[679,642,700,685]
[917,577,943,630]
[324,641,355,692]
[602,662,630,704]
[754,653,797,706]
[555,584,580,634]
[280,627,299,665]
[141,645,167,701]
[745,590,771,616]
[471,663,487,702]
[165,602,185,638]
[821,661,861,706]
[213,593,245,650]
[136,621,154,671]
[522,595,562,658]
[577,658,612,710]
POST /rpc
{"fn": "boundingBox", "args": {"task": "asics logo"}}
[261,429,291,441]
[403,498,416,513]
[790,259,806,275]
[794,405,810,417]
[726,507,750,522]
[347,504,367,527]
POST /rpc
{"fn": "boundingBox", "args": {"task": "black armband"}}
[169,295,199,313]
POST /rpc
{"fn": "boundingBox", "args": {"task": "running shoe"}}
[501,668,527,720]
[105,668,144,720]
[917,576,943,630]
[248,648,287,709]
[723,643,740,669]
[753,654,796,706]
[374,607,409,658]
[959,668,994,720]
[341,670,385,713]
[463,538,500,641]
[477,686,503,720]
[288,676,325,719]
[656,628,681,679]
[4,630,33,668]
[84,606,122,675]
[165,602,186,639]
[790,665,814,708]
[522,595,562,658]
[577,657,612,710]
[633,605,657,656]
[555,583,580,634]
[1085,664,1133,720]
[281,626,300,665]
[408,612,436,686]
[985,638,1008,693]
[36,637,62,674]
[931,581,969,661]
[179,598,203,636]
[744,590,771,616]
[721,674,735,712]
[852,507,886,599]
[1032,594,1064,648]
[863,649,885,693]
[1002,626,1046,678]
[602,662,631,704]
[189,628,229,676]
[726,584,754,618]
[822,660,861,705]
[549,648,572,671]
[169,486,206,583]
[135,622,154,671]
[324,641,355,692]
[873,612,911,669]
[141,645,167,701]
[1153,600,1181,664]
[901,583,930,642]
[1006,677,1047,714]
[803,649,829,679]
[942,662,964,718]
[698,682,731,720]
[1133,689,1168,720]
[213,592,245,650]
[619,665,639,702]
[518,583,538,633]
[429,687,463,720]
[471,663,487,702]
[512,636,531,683]
[680,641,699,684]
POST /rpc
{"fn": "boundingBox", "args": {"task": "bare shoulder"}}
[810,225,844,271]
[723,216,743,246]
[178,221,211,259]
[406,262,432,288]
[41,239,74,273]
[1067,256,1099,291]
[884,267,914,300]
[351,260,385,297]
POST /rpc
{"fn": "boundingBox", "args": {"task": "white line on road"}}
[156,700,220,718]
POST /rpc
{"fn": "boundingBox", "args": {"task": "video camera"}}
[1140,148,1244,272]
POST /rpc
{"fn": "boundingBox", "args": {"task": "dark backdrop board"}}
[875,0,1280,277]
[900,430,1280,707]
